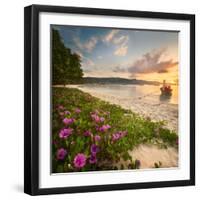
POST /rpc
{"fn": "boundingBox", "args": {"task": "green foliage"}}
[52,29,83,84]
[52,87,178,173]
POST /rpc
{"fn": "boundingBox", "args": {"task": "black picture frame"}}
[24,4,195,196]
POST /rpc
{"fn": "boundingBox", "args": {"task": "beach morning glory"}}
[83,130,92,137]
[59,128,73,139]
[64,110,71,115]
[56,148,67,160]
[75,108,81,114]
[94,135,101,142]
[73,153,87,168]
[63,117,75,125]
[112,131,127,141]
[98,124,111,132]
[89,154,97,164]
[90,144,100,155]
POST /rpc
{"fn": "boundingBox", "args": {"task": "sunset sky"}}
[53,25,179,84]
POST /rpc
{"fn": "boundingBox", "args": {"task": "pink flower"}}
[63,118,75,125]
[89,154,97,164]
[100,117,105,122]
[83,130,92,137]
[75,108,81,114]
[64,110,71,115]
[91,113,101,123]
[94,135,101,142]
[90,144,100,155]
[73,153,86,168]
[98,124,111,132]
[112,131,127,142]
[59,128,73,139]
[112,133,121,141]
[56,148,67,160]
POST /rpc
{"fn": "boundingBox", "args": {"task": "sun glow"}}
[135,64,178,84]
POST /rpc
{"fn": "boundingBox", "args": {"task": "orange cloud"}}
[128,49,178,74]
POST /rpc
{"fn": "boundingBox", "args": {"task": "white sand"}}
[129,144,178,168]
[64,84,178,133]
[114,144,178,169]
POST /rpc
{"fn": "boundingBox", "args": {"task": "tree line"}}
[52,29,83,85]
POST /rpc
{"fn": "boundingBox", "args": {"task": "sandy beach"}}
[54,84,178,168]
[64,84,178,133]
[113,144,178,169]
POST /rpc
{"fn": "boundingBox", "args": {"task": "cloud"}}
[112,65,126,72]
[128,49,178,74]
[113,35,128,45]
[103,30,119,43]
[86,59,95,67]
[82,56,95,68]
[73,36,98,53]
[97,55,103,59]
[114,46,128,56]
[84,37,98,52]
[103,30,129,56]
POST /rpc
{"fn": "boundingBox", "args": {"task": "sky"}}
[52,25,179,84]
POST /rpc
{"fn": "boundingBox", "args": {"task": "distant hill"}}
[83,77,160,85]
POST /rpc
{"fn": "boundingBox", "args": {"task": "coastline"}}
[59,84,178,133]
[53,85,178,169]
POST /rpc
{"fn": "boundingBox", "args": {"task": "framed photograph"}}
[24,4,195,195]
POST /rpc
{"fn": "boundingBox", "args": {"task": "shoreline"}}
[55,84,178,133]
[53,86,178,169]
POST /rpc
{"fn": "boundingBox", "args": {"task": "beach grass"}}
[52,87,178,173]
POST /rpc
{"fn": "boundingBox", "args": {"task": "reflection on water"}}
[159,94,172,103]
[79,84,178,105]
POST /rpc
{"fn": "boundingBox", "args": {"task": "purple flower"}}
[112,133,121,141]
[56,148,67,160]
[83,130,92,137]
[73,153,87,168]
[112,131,127,142]
[91,113,101,123]
[176,138,179,145]
[64,110,71,115]
[63,118,75,125]
[89,154,97,164]
[75,108,81,114]
[94,135,101,142]
[100,117,105,122]
[90,144,100,155]
[59,128,73,139]
[98,124,111,132]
